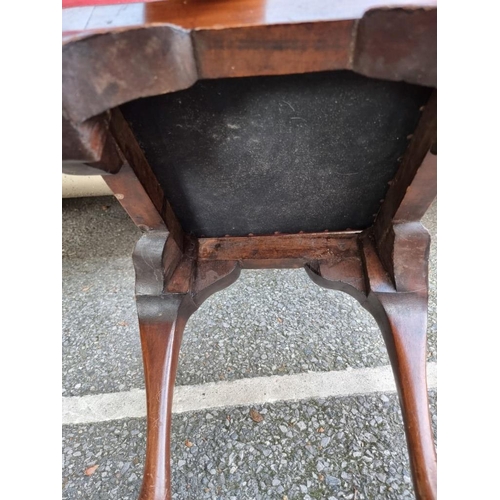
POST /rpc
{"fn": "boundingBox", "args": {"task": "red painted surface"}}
[63,0,159,8]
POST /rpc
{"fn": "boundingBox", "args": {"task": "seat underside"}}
[121,70,431,238]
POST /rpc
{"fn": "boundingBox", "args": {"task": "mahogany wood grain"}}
[102,164,166,231]
[193,21,355,80]
[137,298,192,500]
[394,150,437,223]
[132,232,184,500]
[164,237,197,294]
[363,230,436,500]
[134,231,170,296]
[108,109,185,252]
[353,7,437,87]
[62,1,436,124]
[198,232,360,264]
[62,2,438,498]
[62,113,123,174]
[373,91,437,284]
[310,256,367,302]
[369,292,436,500]
[377,92,437,230]
[133,231,240,500]
[133,225,436,500]
[191,260,241,307]
[390,222,431,293]
[307,227,436,500]
[62,26,197,123]
[133,222,436,500]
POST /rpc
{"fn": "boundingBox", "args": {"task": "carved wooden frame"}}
[62,2,437,499]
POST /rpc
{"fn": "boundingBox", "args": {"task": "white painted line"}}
[62,362,437,425]
[62,174,112,198]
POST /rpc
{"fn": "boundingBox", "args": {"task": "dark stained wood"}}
[191,260,241,307]
[131,222,436,500]
[358,232,395,294]
[103,164,166,231]
[133,232,193,500]
[62,1,436,126]
[161,236,184,289]
[307,227,436,500]
[370,292,437,500]
[377,91,437,231]
[108,109,185,252]
[198,232,360,265]
[354,7,437,87]
[165,237,197,294]
[63,26,197,123]
[305,255,367,303]
[133,231,169,296]
[194,21,354,80]
[136,295,194,500]
[63,2,437,499]
[373,91,437,283]
[390,222,431,294]
[313,255,367,300]
[394,150,437,223]
[362,232,436,500]
[62,113,123,174]
[133,226,433,500]
[133,232,241,500]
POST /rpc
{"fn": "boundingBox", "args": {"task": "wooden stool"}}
[63,1,437,498]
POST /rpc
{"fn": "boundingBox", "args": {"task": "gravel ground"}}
[62,198,437,397]
[62,391,437,500]
[62,196,437,499]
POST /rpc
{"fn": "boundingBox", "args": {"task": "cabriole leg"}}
[305,225,437,500]
[371,292,437,500]
[137,294,194,500]
[133,231,240,500]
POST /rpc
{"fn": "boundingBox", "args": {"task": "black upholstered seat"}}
[122,70,430,237]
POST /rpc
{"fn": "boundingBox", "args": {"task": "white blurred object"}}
[62,174,112,198]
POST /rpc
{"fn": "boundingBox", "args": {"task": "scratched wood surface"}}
[62,1,437,124]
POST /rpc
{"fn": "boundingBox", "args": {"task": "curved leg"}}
[370,292,436,500]
[305,224,436,500]
[137,295,193,500]
[133,232,240,500]
[368,224,437,500]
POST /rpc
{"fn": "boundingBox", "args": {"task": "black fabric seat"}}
[122,70,431,237]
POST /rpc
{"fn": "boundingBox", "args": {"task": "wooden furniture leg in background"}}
[306,223,437,500]
[133,231,240,500]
